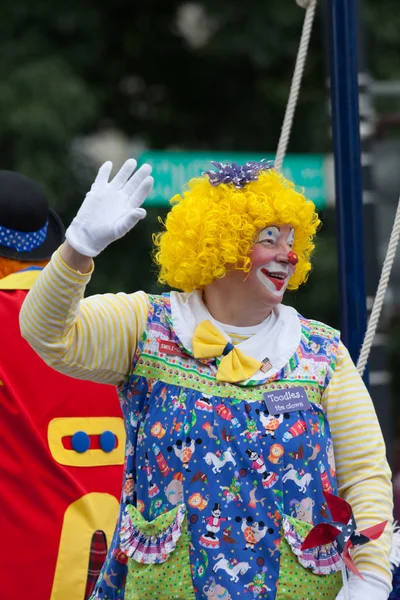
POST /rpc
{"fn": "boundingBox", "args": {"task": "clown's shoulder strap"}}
[19,249,150,386]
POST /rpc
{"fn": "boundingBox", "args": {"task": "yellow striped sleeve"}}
[229,332,254,345]
[19,249,149,386]
[322,341,393,585]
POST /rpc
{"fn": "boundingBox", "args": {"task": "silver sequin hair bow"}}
[203,159,274,189]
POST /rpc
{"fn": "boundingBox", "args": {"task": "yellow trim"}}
[48,416,125,467]
[0,269,42,290]
[50,493,119,600]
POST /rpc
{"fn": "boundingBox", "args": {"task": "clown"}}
[21,159,393,599]
[220,473,243,505]
[244,568,272,598]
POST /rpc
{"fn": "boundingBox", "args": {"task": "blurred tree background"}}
[0,0,399,333]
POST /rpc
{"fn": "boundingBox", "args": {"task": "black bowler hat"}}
[0,170,65,261]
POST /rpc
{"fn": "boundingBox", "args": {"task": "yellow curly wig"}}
[153,168,320,292]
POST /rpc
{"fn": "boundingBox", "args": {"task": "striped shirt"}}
[215,316,272,346]
[19,249,393,587]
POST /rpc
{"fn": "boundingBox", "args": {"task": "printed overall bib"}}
[90,294,344,600]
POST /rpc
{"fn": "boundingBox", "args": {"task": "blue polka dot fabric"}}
[0,221,48,252]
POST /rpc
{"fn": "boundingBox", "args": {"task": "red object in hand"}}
[301,491,387,579]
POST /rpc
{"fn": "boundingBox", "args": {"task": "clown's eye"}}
[258,236,276,246]
[286,229,295,248]
[257,226,279,245]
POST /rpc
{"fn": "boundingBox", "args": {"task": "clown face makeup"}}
[256,226,294,248]
[202,224,298,325]
[253,225,297,300]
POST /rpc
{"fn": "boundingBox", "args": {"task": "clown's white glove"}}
[65,159,153,257]
[335,572,391,600]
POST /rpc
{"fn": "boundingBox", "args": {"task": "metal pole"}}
[326,0,368,376]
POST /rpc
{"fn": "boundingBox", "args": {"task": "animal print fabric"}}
[90,294,341,600]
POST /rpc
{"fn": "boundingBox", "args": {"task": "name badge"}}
[264,386,311,414]
[158,340,187,358]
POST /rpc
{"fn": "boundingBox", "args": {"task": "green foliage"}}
[0,0,396,331]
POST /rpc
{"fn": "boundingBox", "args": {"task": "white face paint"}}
[254,226,296,296]
[256,226,294,248]
[286,228,295,248]
[256,226,280,246]
[256,260,291,295]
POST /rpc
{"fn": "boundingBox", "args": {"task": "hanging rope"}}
[275,0,318,172]
[357,197,400,376]
[275,0,400,377]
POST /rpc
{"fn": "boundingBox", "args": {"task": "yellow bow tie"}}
[192,320,263,383]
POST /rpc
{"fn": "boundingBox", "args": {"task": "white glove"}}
[335,571,391,600]
[65,158,154,257]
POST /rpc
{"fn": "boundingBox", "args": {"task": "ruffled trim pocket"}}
[282,515,342,575]
[120,503,186,564]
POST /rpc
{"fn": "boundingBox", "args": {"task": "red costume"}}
[0,267,124,600]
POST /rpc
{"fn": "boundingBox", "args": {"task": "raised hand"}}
[65,158,154,257]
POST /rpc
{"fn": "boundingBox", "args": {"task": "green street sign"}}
[137,151,327,209]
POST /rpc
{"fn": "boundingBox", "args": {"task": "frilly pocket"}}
[282,515,342,575]
[120,503,185,564]
[119,503,196,600]
[276,515,342,600]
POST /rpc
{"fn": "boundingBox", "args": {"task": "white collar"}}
[169,290,301,382]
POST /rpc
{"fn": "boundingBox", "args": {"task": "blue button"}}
[100,430,117,453]
[71,431,90,453]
